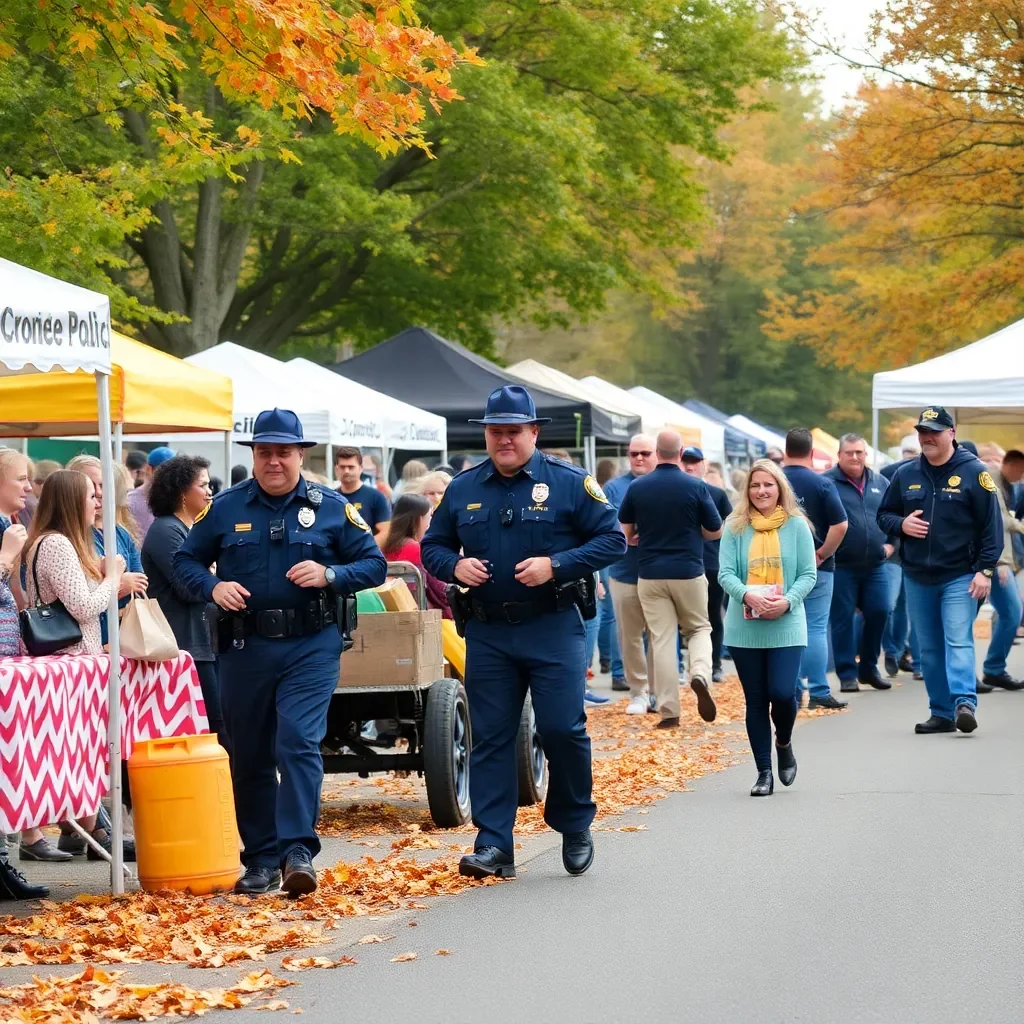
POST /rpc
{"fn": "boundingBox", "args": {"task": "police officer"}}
[877,407,1001,735]
[421,386,626,879]
[174,409,386,896]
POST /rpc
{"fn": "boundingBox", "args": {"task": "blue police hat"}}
[681,446,705,463]
[239,408,316,448]
[469,385,552,426]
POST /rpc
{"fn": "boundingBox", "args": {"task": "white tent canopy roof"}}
[629,386,728,466]
[288,358,446,451]
[186,343,334,443]
[0,257,111,374]
[872,318,1024,424]
[728,414,785,451]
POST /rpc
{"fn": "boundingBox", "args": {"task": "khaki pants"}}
[637,576,713,719]
[609,579,655,698]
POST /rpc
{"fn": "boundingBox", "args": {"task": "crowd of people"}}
[2,399,1019,897]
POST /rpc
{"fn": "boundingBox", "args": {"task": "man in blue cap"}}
[174,409,386,896]
[877,406,1002,734]
[422,385,626,879]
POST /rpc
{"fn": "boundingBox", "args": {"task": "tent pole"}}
[871,407,880,458]
[112,422,122,464]
[325,444,334,485]
[96,371,125,895]
[224,431,232,485]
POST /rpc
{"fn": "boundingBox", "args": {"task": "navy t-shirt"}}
[703,482,733,574]
[604,472,639,584]
[338,483,391,532]
[618,463,723,580]
[782,465,847,572]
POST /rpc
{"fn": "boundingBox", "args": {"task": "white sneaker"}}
[625,694,648,715]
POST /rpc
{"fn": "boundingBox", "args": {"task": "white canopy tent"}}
[727,414,785,453]
[629,386,730,468]
[871,318,1024,451]
[287,358,446,480]
[0,259,127,893]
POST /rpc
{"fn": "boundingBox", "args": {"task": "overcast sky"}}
[804,0,884,112]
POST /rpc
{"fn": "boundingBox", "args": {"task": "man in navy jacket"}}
[826,434,894,692]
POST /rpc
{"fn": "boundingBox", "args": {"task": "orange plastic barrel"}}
[127,734,240,894]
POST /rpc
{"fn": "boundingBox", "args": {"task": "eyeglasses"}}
[629,450,653,458]
[842,451,867,459]
[500,498,515,528]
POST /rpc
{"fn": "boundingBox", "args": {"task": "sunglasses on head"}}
[629,450,653,458]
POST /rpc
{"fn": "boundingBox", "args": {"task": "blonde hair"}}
[401,459,428,483]
[0,448,29,484]
[410,470,451,497]
[66,453,102,476]
[301,470,330,486]
[726,459,809,533]
[113,462,142,545]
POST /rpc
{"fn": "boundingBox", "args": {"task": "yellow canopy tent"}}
[0,332,233,436]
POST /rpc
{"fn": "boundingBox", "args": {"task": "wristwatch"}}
[981,568,994,578]
[550,556,561,572]
[324,567,337,586]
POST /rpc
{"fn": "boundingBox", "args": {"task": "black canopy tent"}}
[329,327,640,452]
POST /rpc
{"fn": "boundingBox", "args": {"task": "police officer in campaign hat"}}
[877,406,1001,735]
[421,385,626,880]
[174,409,386,896]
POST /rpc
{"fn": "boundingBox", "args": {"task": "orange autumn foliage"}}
[766,0,1024,370]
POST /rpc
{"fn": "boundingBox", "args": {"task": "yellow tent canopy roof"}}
[0,332,233,436]
[811,427,839,459]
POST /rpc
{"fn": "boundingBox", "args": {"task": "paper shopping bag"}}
[120,595,180,661]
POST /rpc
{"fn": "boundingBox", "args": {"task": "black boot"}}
[562,830,595,876]
[776,743,797,787]
[0,856,49,901]
[750,770,774,797]
[281,848,317,898]
[459,846,516,879]
[233,865,282,895]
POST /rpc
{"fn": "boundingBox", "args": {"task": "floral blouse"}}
[24,533,113,656]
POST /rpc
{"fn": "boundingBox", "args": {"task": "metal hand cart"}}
[322,562,548,827]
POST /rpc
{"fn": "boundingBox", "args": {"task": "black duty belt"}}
[469,594,561,625]
[227,603,337,640]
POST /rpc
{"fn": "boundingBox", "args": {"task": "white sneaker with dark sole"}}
[625,694,648,715]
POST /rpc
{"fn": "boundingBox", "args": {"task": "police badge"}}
[298,507,315,528]
[532,482,549,504]
[308,486,323,507]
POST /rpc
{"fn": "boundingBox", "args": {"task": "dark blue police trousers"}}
[219,629,340,869]
[464,608,596,855]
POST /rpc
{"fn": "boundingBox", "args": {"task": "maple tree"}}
[765,0,1024,371]
[1,0,795,356]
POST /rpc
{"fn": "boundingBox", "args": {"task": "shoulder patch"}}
[346,503,371,531]
[979,470,997,493]
[193,502,211,524]
[583,475,609,503]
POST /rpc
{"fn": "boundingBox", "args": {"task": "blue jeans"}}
[597,568,622,678]
[983,571,1023,677]
[798,571,834,699]
[882,563,921,669]
[904,574,977,720]
[731,646,802,772]
[830,563,890,682]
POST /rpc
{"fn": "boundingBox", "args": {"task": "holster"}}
[447,584,471,638]
[562,575,597,620]
[337,593,357,653]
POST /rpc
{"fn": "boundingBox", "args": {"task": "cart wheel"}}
[423,678,472,828]
[516,692,548,806]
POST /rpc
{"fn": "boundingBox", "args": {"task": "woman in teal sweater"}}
[719,459,817,796]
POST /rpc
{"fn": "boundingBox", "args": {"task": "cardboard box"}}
[375,577,419,613]
[339,609,443,687]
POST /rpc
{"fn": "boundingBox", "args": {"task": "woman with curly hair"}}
[140,454,224,741]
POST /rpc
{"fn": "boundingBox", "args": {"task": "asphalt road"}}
[219,651,1024,1024]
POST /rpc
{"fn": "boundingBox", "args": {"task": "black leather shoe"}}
[711,667,724,683]
[884,654,899,677]
[611,676,629,691]
[87,829,136,862]
[282,848,318,897]
[656,716,680,729]
[913,671,923,680]
[459,846,516,879]
[915,715,956,734]
[690,676,717,722]
[955,703,978,734]
[898,652,914,673]
[839,680,860,693]
[599,659,610,675]
[859,671,892,690]
[234,865,282,895]
[807,695,848,710]
[982,672,1024,691]
[562,830,595,876]
[975,677,993,694]
[750,770,774,796]
[776,743,797,786]
[0,858,49,901]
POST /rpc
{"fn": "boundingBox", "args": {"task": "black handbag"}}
[19,537,84,656]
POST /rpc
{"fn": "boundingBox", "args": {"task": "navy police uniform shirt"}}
[421,450,626,604]
[617,463,722,581]
[783,465,848,573]
[174,475,386,610]
[604,472,640,585]
[337,483,391,533]
[876,443,1002,587]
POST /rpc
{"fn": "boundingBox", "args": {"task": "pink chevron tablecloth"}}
[0,652,208,833]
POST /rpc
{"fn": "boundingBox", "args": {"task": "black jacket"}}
[826,467,890,569]
[876,445,1002,585]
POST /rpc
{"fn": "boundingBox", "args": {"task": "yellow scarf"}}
[747,506,787,586]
